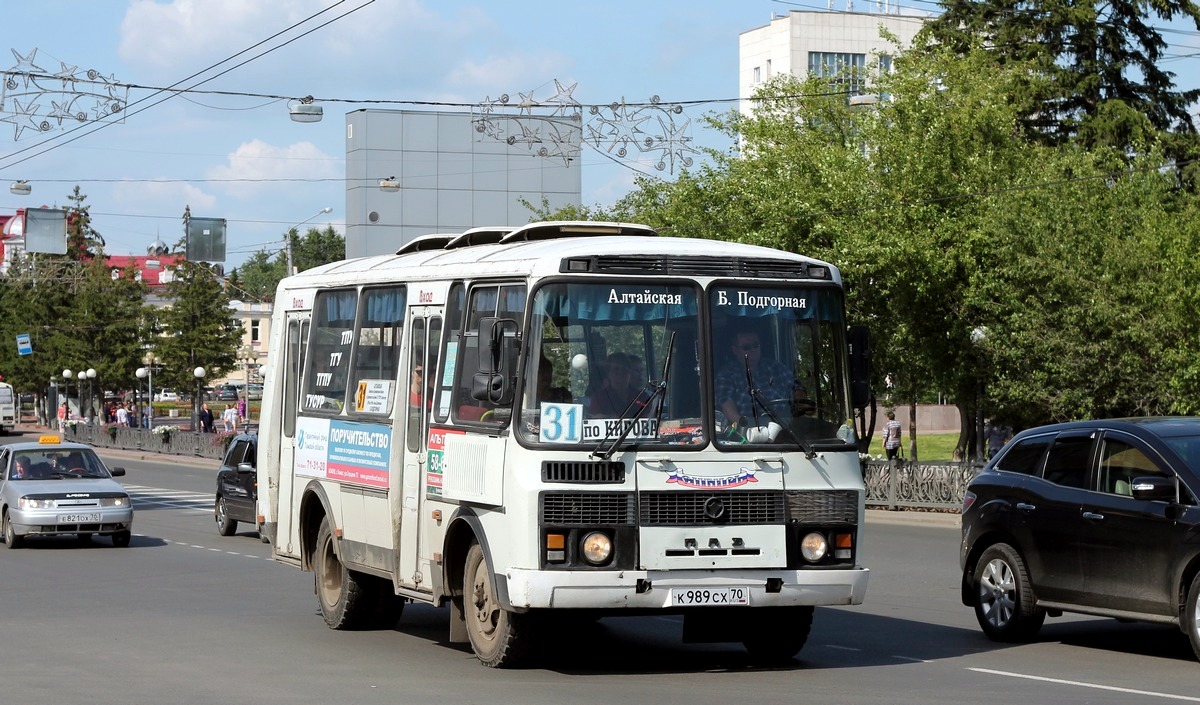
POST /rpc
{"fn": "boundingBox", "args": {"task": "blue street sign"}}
[16,333,31,356]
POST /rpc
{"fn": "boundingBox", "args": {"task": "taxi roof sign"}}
[38,435,61,444]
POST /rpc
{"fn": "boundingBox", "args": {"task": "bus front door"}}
[397,311,441,591]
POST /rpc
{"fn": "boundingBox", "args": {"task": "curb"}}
[866,508,961,528]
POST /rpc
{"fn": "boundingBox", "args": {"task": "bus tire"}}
[742,606,813,664]
[463,542,531,668]
[371,578,406,629]
[314,517,371,630]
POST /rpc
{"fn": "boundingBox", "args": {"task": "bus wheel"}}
[314,517,370,629]
[371,578,406,630]
[463,542,530,668]
[742,606,813,664]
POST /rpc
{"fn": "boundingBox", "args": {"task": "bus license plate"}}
[59,514,100,523]
[670,587,750,606]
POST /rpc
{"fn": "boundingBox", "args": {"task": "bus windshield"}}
[520,280,854,451]
[521,281,704,447]
[710,283,853,449]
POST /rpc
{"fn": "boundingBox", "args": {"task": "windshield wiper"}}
[591,332,675,460]
[742,357,816,458]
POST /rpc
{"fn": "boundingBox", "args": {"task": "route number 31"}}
[540,403,583,443]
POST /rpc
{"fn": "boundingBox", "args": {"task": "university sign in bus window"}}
[349,286,405,416]
[303,289,357,413]
[520,282,705,448]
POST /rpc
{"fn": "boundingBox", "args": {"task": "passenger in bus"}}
[588,352,646,417]
[716,328,795,427]
[537,355,572,404]
[409,365,426,407]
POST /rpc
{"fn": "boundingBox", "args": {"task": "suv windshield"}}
[520,282,703,447]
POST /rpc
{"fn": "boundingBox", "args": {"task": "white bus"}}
[0,381,15,434]
[258,221,872,667]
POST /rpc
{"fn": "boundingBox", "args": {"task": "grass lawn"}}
[870,431,963,462]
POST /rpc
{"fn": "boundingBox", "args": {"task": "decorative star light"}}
[0,48,126,141]
[474,81,697,174]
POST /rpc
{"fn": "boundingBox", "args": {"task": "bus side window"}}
[452,283,525,425]
[350,286,406,416]
[302,289,357,413]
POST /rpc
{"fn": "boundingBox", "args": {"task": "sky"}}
[0,0,1197,270]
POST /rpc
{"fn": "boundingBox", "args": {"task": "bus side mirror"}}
[848,325,871,410]
[472,317,520,406]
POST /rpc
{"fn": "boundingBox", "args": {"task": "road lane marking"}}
[969,668,1200,702]
[124,484,213,514]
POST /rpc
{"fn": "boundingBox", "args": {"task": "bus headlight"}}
[800,532,828,562]
[580,532,613,565]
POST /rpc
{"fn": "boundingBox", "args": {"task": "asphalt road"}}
[3,431,1200,704]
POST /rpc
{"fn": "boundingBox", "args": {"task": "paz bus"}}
[0,381,15,434]
[257,221,872,667]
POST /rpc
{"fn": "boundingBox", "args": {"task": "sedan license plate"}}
[59,514,100,524]
[670,587,749,606]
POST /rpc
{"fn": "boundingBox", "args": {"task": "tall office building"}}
[344,109,582,258]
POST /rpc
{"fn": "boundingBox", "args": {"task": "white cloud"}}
[118,0,428,82]
[206,139,340,196]
[113,179,216,211]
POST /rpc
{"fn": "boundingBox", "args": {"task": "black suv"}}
[961,417,1200,660]
[214,433,267,542]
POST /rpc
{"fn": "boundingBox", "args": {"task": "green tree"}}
[921,0,1200,151]
[154,260,242,423]
[65,185,105,259]
[233,224,344,302]
[537,43,1200,459]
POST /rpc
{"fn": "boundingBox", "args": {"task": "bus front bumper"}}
[500,567,869,610]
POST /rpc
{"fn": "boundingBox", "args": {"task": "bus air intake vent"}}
[785,490,859,524]
[639,491,785,526]
[570,256,817,280]
[542,460,626,484]
[540,492,635,526]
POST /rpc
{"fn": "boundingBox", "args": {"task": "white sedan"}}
[0,437,133,548]
[155,389,179,402]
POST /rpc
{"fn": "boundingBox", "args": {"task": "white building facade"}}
[739,9,929,109]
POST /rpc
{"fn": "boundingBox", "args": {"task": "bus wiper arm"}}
[591,332,676,461]
[590,383,665,460]
[744,371,820,460]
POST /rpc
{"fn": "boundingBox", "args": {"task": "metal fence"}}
[55,423,973,508]
[863,460,978,511]
[60,423,231,461]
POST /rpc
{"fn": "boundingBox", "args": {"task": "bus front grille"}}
[638,491,785,526]
[542,460,626,484]
[540,492,635,526]
[784,489,859,524]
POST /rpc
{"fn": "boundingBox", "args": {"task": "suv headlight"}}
[18,497,55,509]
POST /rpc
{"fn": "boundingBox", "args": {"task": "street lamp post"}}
[61,369,73,421]
[76,370,87,423]
[286,207,332,276]
[238,346,260,429]
[86,368,96,422]
[136,352,158,429]
[193,366,206,431]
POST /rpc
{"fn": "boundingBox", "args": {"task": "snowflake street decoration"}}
[474,81,696,173]
[1,49,127,140]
